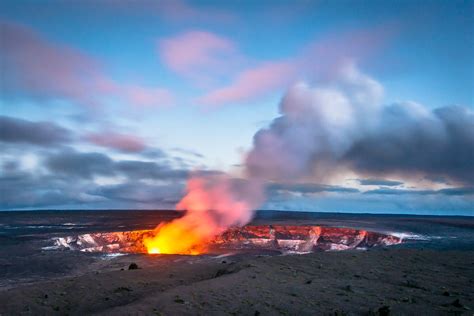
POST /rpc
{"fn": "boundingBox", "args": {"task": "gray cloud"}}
[263,188,473,215]
[115,160,188,180]
[268,183,359,194]
[358,179,403,186]
[345,105,474,185]
[0,115,73,146]
[364,187,474,196]
[0,116,205,210]
[90,182,183,205]
[44,149,189,181]
[170,147,205,158]
[436,187,474,196]
[0,169,100,209]
[0,114,203,209]
[0,154,188,209]
[246,65,474,186]
[45,150,114,179]
[141,148,167,159]
[364,188,432,195]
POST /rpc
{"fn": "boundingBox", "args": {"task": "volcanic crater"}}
[53,225,402,255]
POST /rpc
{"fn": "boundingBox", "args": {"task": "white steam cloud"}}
[246,63,473,185]
[149,62,472,253]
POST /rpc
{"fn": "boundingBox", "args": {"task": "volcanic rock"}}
[52,225,402,255]
[378,305,391,316]
[128,263,139,270]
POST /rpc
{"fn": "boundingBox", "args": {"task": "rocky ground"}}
[0,249,472,315]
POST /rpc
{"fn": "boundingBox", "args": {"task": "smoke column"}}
[246,62,473,184]
[144,174,264,254]
[145,62,473,254]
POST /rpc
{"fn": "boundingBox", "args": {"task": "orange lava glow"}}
[143,219,209,255]
[143,175,263,255]
[144,177,233,254]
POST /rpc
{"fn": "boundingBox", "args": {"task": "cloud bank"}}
[0,116,73,146]
[246,63,474,187]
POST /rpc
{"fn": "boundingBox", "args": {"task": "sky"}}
[0,0,473,215]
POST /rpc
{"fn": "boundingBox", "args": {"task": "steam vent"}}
[54,225,402,255]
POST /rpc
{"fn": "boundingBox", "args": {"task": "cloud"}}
[115,0,235,24]
[0,114,166,159]
[0,165,184,210]
[245,64,474,186]
[0,115,73,146]
[45,150,115,179]
[85,131,147,153]
[198,61,296,106]
[1,20,113,107]
[1,20,174,108]
[0,115,158,155]
[346,104,474,185]
[358,179,403,186]
[0,148,191,209]
[141,148,168,159]
[0,145,192,209]
[262,186,473,215]
[0,168,101,209]
[170,147,204,159]
[246,63,383,179]
[197,26,393,107]
[438,187,474,196]
[364,188,433,195]
[90,181,183,204]
[364,187,474,196]
[44,149,189,181]
[115,160,188,180]
[123,85,175,108]
[159,30,238,82]
[157,0,235,23]
[268,183,359,194]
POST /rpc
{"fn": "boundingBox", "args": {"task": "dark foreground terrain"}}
[0,249,472,315]
[0,211,473,315]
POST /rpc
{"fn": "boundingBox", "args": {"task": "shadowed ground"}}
[0,249,472,315]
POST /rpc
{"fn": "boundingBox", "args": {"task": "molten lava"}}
[53,225,403,254]
[143,220,209,255]
[81,176,398,256]
[142,175,263,255]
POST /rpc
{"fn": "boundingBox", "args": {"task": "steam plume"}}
[144,174,263,254]
[246,63,473,185]
[146,63,473,254]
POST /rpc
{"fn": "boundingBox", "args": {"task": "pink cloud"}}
[2,20,174,109]
[108,0,235,24]
[156,0,235,24]
[197,26,396,107]
[159,30,240,82]
[198,61,296,106]
[299,27,396,82]
[85,132,147,153]
[123,85,175,108]
[2,20,113,107]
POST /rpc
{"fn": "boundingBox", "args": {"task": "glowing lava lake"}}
[53,225,402,255]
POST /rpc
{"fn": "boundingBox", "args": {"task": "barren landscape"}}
[1,212,473,315]
[1,248,472,315]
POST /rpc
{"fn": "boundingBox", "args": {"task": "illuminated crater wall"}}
[53,225,402,255]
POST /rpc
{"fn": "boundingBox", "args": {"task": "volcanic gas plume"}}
[143,175,264,254]
[144,63,473,255]
[246,63,473,183]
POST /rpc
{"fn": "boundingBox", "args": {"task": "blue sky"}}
[0,0,473,215]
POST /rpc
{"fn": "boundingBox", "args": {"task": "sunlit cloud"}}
[1,20,174,109]
[84,131,147,153]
